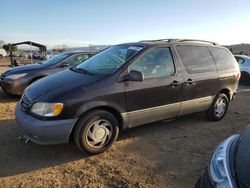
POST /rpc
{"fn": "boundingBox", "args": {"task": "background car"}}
[234,55,250,84]
[45,51,55,59]
[0,51,96,96]
[195,127,250,188]
[0,48,7,57]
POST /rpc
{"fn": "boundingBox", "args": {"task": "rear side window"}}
[176,45,216,74]
[210,47,235,70]
[176,45,217,74]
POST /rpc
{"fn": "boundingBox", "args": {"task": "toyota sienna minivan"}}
[15,39,240,154]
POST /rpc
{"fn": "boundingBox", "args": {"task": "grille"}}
[20,95,31,111]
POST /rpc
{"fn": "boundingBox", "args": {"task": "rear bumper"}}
[15,103,77,145]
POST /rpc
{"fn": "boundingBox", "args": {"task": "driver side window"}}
[129,47,175,79]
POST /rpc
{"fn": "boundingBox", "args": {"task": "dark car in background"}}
[234,55,250,84]
[196,128,250,188]
[0,51,96,95]
[15,39,240,154]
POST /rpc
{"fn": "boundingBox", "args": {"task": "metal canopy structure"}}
[11,41,46,51]
[9,41,47,66]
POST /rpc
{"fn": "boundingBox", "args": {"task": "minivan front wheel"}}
[205,93,229,121]
[73,110,119,154]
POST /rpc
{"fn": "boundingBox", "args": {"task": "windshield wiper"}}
[70,67,94,75]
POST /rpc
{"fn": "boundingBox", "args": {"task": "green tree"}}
[239,51,244,55]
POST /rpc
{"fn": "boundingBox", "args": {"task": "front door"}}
[124,46,182,127]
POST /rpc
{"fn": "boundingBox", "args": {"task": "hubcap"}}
[214,98,227,117]
[86,119,113,148]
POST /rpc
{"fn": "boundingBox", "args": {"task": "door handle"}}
[170,80,179,88]
[185,78,195,85]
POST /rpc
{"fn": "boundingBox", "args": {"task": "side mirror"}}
[123,70,144,82]
[59,62,69,67]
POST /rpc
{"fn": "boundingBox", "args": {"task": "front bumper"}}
[0,78,27,95]
[15,103,77,145]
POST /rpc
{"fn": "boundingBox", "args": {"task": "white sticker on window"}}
[128,46,143,51]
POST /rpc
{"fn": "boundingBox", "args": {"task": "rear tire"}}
[240,71,250,85]
[73,110,119,154]
[205,93,229,121]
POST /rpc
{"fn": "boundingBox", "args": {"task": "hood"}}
[4,63,45,75]
[234,128,250,188]
[25,69,102,101]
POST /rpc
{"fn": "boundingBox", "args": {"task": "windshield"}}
[75,45,144,75]
[41,53,70,66]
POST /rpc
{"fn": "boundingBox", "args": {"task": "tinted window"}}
[129,47,175,78]
[176,45,216,74]
[210,47,235,70]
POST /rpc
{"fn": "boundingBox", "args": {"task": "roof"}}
[10,41,46,51]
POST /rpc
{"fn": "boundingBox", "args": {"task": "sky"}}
[1,0,250,48]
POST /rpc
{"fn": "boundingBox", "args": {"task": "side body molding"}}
[122,96,214,128]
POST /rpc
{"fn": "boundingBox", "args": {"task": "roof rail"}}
[139,39,179,43]
[138,39,219,46]
[176,39,219,46]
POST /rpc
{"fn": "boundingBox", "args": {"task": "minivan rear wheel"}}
[73,110,119,154]
[205,93,229,121]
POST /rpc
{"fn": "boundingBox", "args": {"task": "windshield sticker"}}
[128,46,143,51]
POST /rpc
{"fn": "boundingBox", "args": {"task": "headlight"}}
[209,134,239,188]
[31,103,64,117]
[5,73,27,80]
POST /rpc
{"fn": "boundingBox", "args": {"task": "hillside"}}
[225,43,250,55]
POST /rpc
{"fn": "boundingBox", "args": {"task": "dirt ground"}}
[0,65,250,187]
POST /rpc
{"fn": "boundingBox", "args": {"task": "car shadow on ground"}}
[0,113,207,178]
[0,119,88,178]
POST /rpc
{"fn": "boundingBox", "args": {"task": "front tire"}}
[205,93,229,121]
[73,110,119,154]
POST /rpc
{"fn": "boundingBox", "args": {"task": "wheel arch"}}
[69,104,126,142]
[219,88,231,101]
[29,75,46,85]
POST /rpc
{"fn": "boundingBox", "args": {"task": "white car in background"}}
[234,55,250,84]
[0,49,7,57]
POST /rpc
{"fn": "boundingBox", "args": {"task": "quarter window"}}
[176,45,216,74]
[129,47,175,78]
[210,47,235,70]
